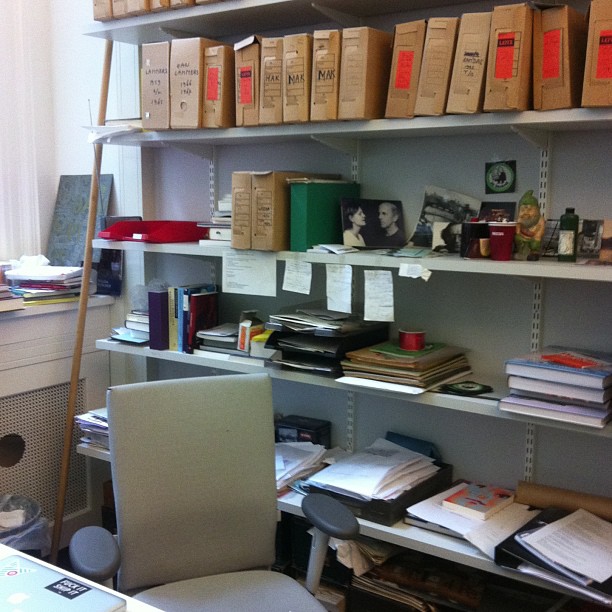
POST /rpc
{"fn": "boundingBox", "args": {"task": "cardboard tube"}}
[516,481,612,521]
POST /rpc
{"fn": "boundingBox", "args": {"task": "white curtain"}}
[0,5,42,260]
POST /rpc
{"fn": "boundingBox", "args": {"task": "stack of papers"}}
[75,408,109,449]
[275,442,326,492]
[305,438,439,501]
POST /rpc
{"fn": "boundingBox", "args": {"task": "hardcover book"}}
[442,483,515,520]
[507,375,612,406]
[498,394,611,429]
[505,347,612,389]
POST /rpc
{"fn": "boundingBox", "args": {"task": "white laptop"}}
[0,555,126,611]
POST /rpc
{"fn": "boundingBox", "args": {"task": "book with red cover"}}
[186,292,218,354]
[442,482,515,520]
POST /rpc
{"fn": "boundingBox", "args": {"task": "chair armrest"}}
[69,525,121,583]
[301,493,359,540]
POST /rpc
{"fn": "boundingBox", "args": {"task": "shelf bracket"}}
[310,134,360,156]
[172,143,215,159]
[511,126,550,151]
[311,3,362,27]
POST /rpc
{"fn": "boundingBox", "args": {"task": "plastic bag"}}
[0,494,51,556]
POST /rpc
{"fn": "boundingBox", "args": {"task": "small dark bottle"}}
[558,207,579,262]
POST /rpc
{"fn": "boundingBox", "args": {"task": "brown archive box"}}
[534,5,587,111]
[111,0,126,17]
[231,172,253,250]
[170,37,222,129]
[283,33,313,124]
[338,27,393,120]
[125,0,150,15]
[260,37,284,125]
[311,30,342,122]
[235,35,262,126]
[414,17,460,116]
[446,12,492,114]
[484,3,534,112]
[582,0,612,107]
[141,42,170,130]
[203,45,236,128]
[385,20,427,119]
[93,0,113,21]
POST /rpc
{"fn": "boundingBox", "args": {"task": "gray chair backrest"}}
[107,373,278,593]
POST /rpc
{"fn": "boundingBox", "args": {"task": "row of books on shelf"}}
[498,346,612,429]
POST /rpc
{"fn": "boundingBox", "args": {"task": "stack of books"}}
[338,342,471,392]
[0,284,24,312]
[194,322,240,355]
[5,265,83,306]
[499,347,612,428]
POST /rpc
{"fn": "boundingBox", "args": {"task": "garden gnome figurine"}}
[514,190,545,260]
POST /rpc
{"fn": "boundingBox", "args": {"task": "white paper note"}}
[364,269,394,321]
[326,264,352,313]
[282,260,312,294]
[222,251,277,296]
[399,263,432,281]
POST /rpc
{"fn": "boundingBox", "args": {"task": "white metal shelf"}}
[91,108,612,148]
[85,0,483,44]
[95,338,612,438]
[92,239,612,282]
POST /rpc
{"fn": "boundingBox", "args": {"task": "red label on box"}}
[495,32,515,79]
[207,67,219,101]
[395,50,415,90]
[239,66,253,104]
[542,29,561,80]
[596,30,612,79]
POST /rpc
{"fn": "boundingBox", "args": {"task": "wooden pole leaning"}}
[50,38,114,563]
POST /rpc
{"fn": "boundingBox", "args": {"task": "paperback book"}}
[507,375,612,406]
[442,483,515,520]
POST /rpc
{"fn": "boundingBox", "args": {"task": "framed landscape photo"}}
[341,197,408,249]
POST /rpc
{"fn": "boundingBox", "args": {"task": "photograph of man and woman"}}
[341,197,407,249]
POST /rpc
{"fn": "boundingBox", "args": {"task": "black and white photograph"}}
[341,197,408,249]
[409,186,480,248]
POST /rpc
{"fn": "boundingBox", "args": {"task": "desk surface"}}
[0,544,162,611]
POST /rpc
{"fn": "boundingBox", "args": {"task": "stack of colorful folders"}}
[500,347,612,428]
[338,341,471,393]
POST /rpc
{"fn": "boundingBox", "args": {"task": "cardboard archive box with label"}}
[311,30,342,122]
[170,37,222,129]
[533,4,587,110]
[111,0,126,17]
[582,0,612,107]
[125,0,150,14]
[141,42,170,130]
[414,17,460,116]
[283,33,313,123]
[235,35,262,126]
[260,37,284,125]
[484,2,534,112]
[385,20,427,118]
[446,12,492,114]
[231,171,337,251]
[203,44,236,128]
[338,27,393,120]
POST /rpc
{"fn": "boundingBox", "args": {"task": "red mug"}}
[399,330,425,351]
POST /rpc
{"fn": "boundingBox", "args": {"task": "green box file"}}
[289,180,361,252]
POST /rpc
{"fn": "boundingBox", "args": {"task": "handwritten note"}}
[222,250,277,296]
[364,270,394,321]
[282,260,312,294]
[326,264,352,313]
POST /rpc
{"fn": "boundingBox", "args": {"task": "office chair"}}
[69,373,359,611]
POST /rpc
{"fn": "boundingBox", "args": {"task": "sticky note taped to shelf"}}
[399,263,432,281]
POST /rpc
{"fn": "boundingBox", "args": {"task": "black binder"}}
[494,507,612,606]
